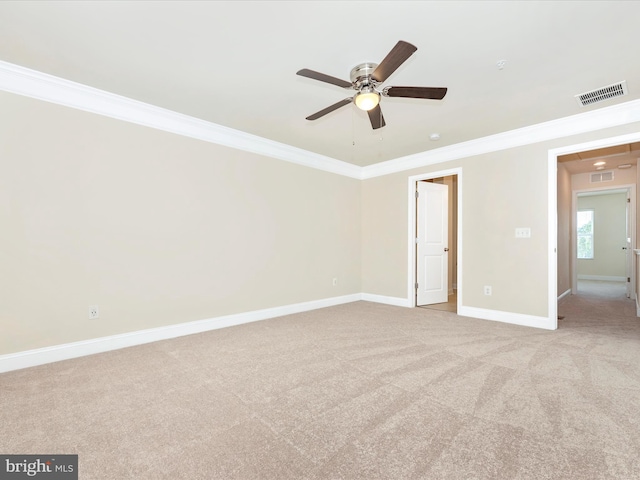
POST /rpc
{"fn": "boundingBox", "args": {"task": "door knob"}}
[444,247,449,252]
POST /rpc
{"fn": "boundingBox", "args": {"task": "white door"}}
[416,181,449,305]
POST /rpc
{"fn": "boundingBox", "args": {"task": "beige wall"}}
[577,193,627,278]
[3,90,640,356]
[557,163,572,295]
[362,123,640,322]
[362,147,550,317]
[0,92,361,355]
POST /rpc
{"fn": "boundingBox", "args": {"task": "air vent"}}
[575,81,628,107]
[590,171,614,183]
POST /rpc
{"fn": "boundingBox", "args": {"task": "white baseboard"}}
[0,293,559,373]
[577,275,626,282]
[458,306,556,330]
[558,289,572,301]
[0,294,361,373]
[360,293,410,307]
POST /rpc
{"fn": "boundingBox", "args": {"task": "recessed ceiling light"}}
[429,133,440,141]
[618,164,632,169]
[593,161,606,166]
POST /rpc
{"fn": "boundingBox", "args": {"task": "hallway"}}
[558,280,638,330]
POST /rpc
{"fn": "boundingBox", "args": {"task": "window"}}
[577,209,594,259]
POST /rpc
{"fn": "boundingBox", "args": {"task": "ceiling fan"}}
[296,40,447,130]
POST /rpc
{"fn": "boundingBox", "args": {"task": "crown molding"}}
[1,60,639,181]
[0,60,361,179]
[361,98,640,179]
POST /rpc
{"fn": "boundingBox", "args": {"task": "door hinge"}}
[628,198,631,203]
[628,277,631,282]
[415,191,419,199]
[415,237,419,244]
[415,282,419,290]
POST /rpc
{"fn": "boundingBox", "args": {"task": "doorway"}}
[553,136,640,328]
[572,187,634,298]
[557,278,638,329]
[408,168,461,313]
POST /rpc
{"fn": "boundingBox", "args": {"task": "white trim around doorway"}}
[407,168,463,310]
[548,131,640,328]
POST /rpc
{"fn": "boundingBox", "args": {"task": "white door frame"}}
[571,185,636,297]
[408,168,462,308]
[549,131,640,329]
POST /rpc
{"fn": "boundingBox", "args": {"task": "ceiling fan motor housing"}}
[350,62,378,89]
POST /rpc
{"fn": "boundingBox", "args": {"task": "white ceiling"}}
[1,1,639,167]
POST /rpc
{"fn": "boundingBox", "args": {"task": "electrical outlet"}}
[484,286,492,296]
[89,305,99,320]
[332,278,338,287]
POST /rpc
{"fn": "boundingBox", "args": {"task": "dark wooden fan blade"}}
[297,69,352,88]
[305,98,353,120]
[371,41,417,83]
[367,104,386,130]
[384,86,448,100]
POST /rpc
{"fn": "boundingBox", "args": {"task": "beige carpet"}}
[2,283,639,479]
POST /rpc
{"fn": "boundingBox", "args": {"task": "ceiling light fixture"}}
[618,164,632,169]
[596,166,605,170]
[354,87,380,111]
[593,161,606,166]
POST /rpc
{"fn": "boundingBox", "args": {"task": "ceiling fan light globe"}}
[355,91,380,111]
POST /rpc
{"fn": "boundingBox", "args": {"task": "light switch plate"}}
[515,227,531,238]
